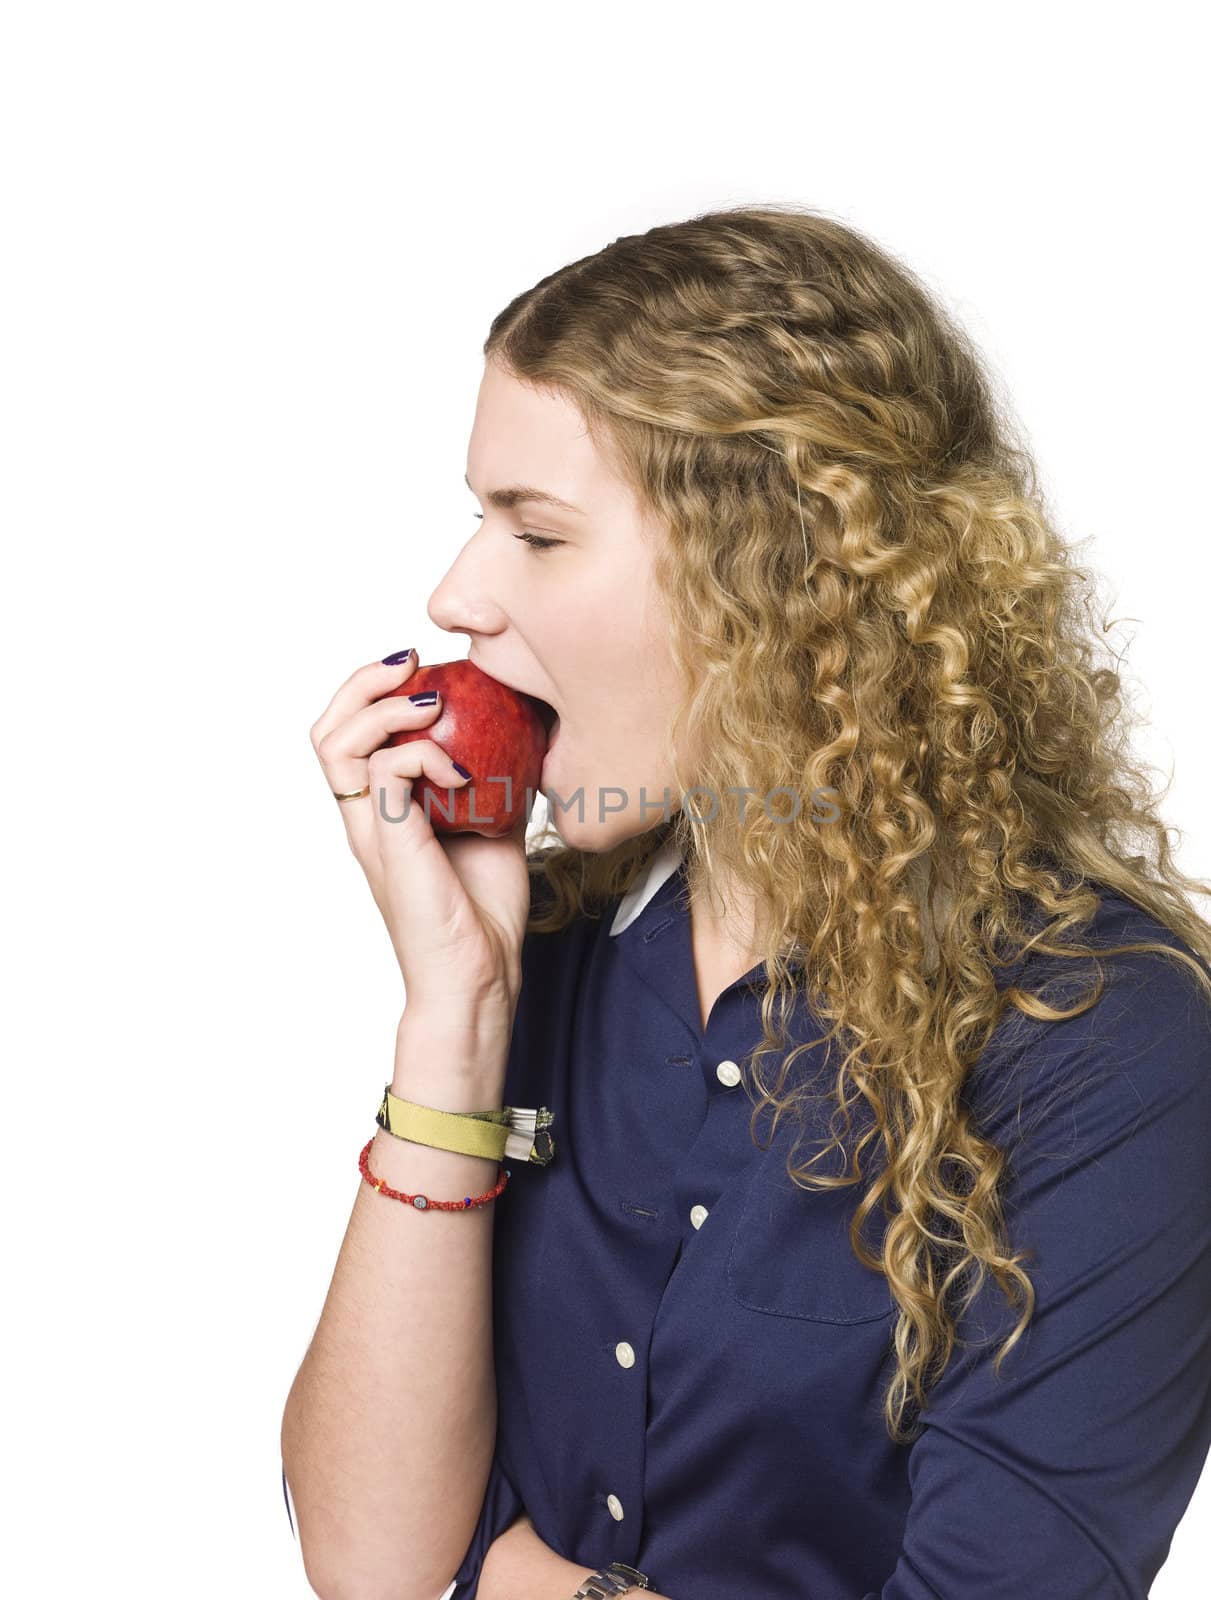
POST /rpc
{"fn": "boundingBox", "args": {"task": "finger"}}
[343,737,472,867]
[308,651,421,750]
[316,689,445,795]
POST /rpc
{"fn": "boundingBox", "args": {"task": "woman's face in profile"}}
[427,358,689,850]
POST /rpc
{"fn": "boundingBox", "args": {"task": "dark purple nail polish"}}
[452,760,472,779]
[381,647,414,666]
[408,691,439,705]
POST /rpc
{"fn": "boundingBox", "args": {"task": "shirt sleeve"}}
[861,951,1211,1600]
[446,1449,526,1600]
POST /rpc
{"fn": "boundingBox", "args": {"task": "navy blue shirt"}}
[446,834,1211,1599]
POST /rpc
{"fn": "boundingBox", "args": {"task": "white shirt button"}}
[606,1493,625,1521]
[690,1204,709,1229]
[614,1341,635,1368]
[715,1059,741,1087]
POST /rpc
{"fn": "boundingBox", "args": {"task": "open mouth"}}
[475,660,559,741]
[529,696,559,738]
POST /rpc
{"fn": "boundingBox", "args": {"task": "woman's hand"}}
[478,1513,588,1600]
[478,1513,534,1598]
[479,1514,676,1600]
[309,650,532,1012]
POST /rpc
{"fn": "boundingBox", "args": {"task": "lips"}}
[470,659,559,737]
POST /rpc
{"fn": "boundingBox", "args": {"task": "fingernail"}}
[407,691,439,705]
[452,760,472,779]
[381,647,414,666]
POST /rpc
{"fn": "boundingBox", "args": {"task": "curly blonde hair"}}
[483,203,1211,1444]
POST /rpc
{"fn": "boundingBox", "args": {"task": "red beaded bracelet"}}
[358,1137,511,1210]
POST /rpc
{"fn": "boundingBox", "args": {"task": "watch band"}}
[571,1560,650,1597]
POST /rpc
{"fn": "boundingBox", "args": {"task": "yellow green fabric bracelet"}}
[375,1087,556,1166]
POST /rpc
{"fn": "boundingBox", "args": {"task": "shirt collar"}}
[606,832,808,978]
[608,833,687,938]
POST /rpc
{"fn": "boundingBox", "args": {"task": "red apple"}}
[383,658,552,837]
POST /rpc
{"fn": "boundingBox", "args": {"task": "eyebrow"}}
[464,472,584,515]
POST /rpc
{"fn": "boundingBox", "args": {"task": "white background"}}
[4,3,1208,1596]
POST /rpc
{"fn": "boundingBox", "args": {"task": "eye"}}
[513,530,564,552]
[471,513,563,552]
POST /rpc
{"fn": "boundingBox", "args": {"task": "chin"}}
[548,807,670,855]
[543,813,607,852]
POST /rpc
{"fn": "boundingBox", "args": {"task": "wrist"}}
[393,1006,513,1094]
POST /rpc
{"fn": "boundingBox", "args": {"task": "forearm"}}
[280,1005,513,1600]
[479,1516,677,1600]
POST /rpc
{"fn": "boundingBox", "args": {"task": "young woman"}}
[284,205,1211,1600]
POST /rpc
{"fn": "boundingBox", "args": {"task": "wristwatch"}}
[571,1560,651,1597]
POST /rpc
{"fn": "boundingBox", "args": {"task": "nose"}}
[426,532,509,637]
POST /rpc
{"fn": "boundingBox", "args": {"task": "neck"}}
[686,859,769,965]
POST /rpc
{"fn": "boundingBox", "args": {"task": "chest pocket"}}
[726,1151,897,1325]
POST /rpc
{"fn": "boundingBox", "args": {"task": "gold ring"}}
[333,784,371,804]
